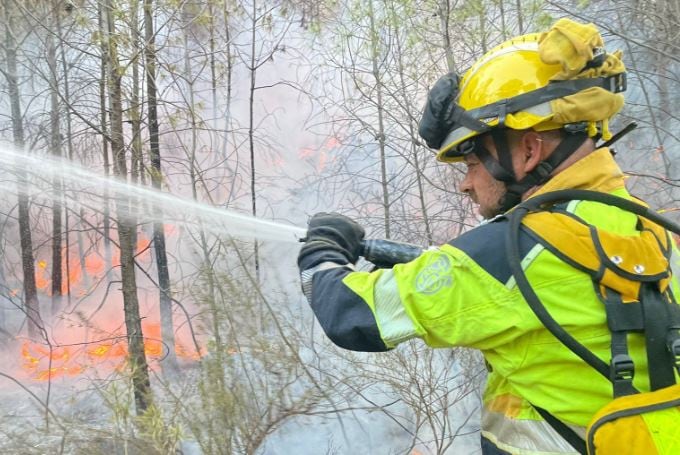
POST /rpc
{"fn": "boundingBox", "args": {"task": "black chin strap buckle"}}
[532,161,553,183]
[512,161,554,192]
[564,122,588,134]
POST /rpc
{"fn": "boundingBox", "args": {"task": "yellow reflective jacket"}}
[301,147,680,454]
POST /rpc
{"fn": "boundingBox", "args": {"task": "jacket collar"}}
[529,147,625,199]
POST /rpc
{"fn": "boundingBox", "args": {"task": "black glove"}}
[298,212,365,271]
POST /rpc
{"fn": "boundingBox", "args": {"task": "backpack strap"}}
[506,206,601,453]
[600,286,639,397]
[506,206,610,378]
[640,282,679,390]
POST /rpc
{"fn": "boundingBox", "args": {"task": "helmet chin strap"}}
[473,129,590,214]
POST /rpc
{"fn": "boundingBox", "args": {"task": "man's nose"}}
[459,172,472,194]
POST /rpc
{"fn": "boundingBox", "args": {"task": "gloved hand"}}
[297,212,365,271]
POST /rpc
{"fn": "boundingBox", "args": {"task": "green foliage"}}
[147,166,164,185]
[308,20,322,35]
[137,405,183,454]
[99,380,134,433]
[535,11,555,29]
[168,111,180,129]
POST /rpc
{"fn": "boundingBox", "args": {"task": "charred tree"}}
[98,2,113,278]
[47,7,63,316]
[56,0,76,302]
[104,0,152,414]
[144,0,178,376]
[2,0,42,339]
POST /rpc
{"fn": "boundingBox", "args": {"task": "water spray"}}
[1,144,425,268]
[0,144,305,244]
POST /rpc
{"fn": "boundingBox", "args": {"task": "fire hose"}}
[299,237,424,268]
[359,239,424,268]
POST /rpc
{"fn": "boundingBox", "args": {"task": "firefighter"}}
[297,19,679,454]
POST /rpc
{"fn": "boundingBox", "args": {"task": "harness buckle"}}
[564,122,588,134]
[611,353,635,383]
[534,162,553,180]
[668,331,680,375]
[608,73,627,93]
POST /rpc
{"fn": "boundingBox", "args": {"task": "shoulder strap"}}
[506,206,610,377]
[516,189,680,234]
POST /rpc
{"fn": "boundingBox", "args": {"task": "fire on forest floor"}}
[20,322,205,381]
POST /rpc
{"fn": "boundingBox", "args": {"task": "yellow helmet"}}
[419,19,627,163]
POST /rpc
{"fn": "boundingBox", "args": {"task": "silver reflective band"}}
[441,126,474,156]
[373,269,418,347]
[300,261,354,301]
[440,101,553,154]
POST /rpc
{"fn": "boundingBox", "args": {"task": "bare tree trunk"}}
[47,8,63,317]
[221,1,233,161]
[98,2,113,278]
[2,0,42,339]
[130,0,142,186]
[516,0,524,34]
[438,0,456,73]
[105,0,152,414]
[145,0,178,377]
[368,0,391,238]
[57,2,76,304]
[208,1,218,128]
[391,3,433,245]
[499,0,507,40]
[479,2,488,53]
[248,0,260,274]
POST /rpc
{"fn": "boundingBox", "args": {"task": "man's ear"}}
[519,131,544,173]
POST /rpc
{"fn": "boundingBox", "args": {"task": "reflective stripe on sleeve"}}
[372,269,419,348]
[300,261,354,301]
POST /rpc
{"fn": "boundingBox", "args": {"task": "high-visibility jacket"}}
[301,147,680,454]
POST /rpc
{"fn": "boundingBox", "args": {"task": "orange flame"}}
[35,232,155,296]
[20,322,205,381]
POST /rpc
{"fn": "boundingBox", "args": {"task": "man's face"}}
[459,152,506,219]
[460,134,523,219]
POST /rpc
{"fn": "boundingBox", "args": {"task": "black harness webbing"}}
[601,288,638,397]
[505,189,680,454]
[507,205,610,379]
[503,132,589,208]
[640,282,678,390]
[534,405,587,455]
